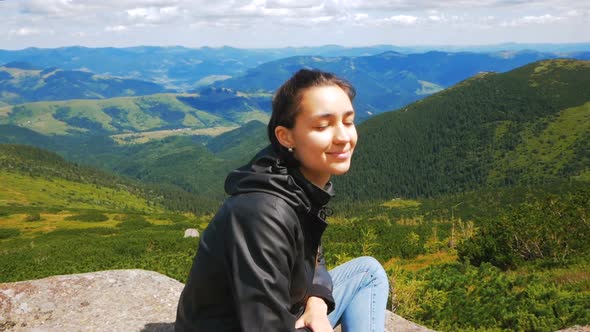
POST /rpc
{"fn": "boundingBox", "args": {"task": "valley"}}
[0,46,589,331]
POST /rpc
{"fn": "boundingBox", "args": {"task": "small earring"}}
[288,147,293,152]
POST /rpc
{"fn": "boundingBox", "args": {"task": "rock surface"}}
[0,269,433,332]
[183,228,199,238]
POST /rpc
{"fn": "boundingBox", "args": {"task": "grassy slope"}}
[0,145,206,283]
[0,93,267,136]
[0,65,166,105]
[0,171,157,213]
[491,101,590,182]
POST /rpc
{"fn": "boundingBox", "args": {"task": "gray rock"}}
[0,269,435,331]
[334,311,435,332]
[557,327,590,332]
[183,229,199,238]
[0,270,182,332]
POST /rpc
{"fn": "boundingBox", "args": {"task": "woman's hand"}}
[295,296,334,332]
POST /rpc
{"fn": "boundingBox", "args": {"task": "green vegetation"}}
[2,170,587,331]
[0,144,220,214]
[336,59,590,201]
[206,120,268,159]
[65,212,110,222]
[393,262,590,331]
[457,188,590,270]
[0,93,267,136]
[0,144,208,282]
[0,65,165,105]
[0,228,20,239]
[0,213,204,283]
[323,183,590,331]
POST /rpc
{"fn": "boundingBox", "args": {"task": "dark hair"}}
[268,69,355,162]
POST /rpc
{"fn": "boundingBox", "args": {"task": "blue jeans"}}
[327,256,389,332]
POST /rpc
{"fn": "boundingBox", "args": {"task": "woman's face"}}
[278,85,357,188]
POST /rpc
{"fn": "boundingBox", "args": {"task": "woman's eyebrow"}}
[314,110,355,118]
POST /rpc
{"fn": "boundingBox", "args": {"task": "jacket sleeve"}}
[224,193,303,331]
[309,244,335,313]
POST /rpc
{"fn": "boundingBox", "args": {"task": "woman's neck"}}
[298,167,330,189]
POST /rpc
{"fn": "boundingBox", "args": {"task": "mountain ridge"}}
[211,51,589,117]
[0,92,268,136]
[0,63,168,105]
[334,59,590,201]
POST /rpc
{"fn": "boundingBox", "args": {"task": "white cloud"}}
[10,27,41,36]
[20,0,96,17]
[2,0,589,48]
[265,0,319,9]
[105,25,128,32]
[501,14,564,27]
[126,6,183,24]
[384,15,418,25]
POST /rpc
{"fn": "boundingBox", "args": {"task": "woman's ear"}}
[274,125,294,150]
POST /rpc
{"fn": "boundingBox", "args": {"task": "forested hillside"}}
[0,121,269,199]
[0,144,217,213]
[335,59,590,201]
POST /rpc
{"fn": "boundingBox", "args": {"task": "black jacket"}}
[175,147,335,332]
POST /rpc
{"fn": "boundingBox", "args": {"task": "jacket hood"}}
[224,145,334,214]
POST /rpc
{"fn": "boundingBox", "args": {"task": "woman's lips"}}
[326,150,351,160]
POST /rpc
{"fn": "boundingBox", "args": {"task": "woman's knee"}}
[355,256,389,286]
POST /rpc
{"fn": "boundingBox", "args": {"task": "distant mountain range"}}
[1,45,588,102]
[212,50,590,118]
[0,46,400,90]
[2,48,589,121]
[0,62,167,105]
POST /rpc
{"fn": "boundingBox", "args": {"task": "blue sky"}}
[1,0,589,50]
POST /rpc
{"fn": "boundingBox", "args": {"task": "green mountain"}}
[0,120,268,200]
[3,60,588,206]
[0,143,159,211]
[80,121,268,200]
[206,120,268,159]
[0,143,218,214]
[0,90,269,136]
[335,59,590,201]
[0,63,167,105]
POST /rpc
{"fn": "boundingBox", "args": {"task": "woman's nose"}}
[333,123,351,143]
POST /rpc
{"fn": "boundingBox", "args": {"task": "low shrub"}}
[117,214,151,230]
[0,228,21,239]
[23,213,42,222]
[65,212,109,222]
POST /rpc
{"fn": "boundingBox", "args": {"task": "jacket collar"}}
[224,146,335,214]
[288,168,334,208]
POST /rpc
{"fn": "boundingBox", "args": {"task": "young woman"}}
[175,69,389,332]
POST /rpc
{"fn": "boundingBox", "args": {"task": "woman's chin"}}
[330,164,352,176]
